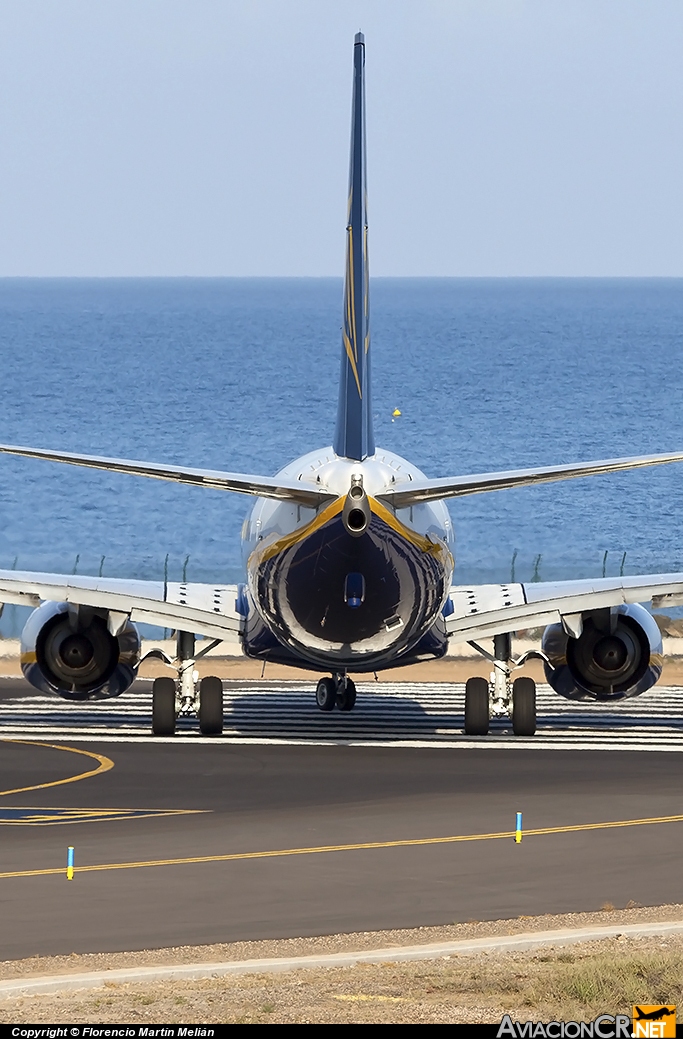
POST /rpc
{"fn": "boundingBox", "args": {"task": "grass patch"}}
[423,949,683,1020]
[538,951,683,1018]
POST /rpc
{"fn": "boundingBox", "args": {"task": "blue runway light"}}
[515,812,522,844]
[67,846,74,880]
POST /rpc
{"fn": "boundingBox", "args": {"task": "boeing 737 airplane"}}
[1,34,683,738]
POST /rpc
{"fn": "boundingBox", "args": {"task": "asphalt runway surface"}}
[1,678,683,960]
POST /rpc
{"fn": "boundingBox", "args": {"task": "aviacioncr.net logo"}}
[496,1015,632,1037]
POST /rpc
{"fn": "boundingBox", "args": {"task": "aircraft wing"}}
[0,570,244,642]
[378,450,683,508]
[445,573,683,644]
[0,443,336,509]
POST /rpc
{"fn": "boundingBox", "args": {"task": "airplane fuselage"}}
[240,448,455,672]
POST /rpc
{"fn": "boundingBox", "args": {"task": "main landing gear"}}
[151,630,224,736]
[464,633,541,737]
[315,674,357,712]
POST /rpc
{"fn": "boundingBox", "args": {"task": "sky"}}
[0,1,682,277]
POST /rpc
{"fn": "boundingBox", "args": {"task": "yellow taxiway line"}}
[0,740,114,797]
[2,811,683,880]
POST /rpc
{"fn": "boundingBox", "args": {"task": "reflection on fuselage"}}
[240,447,454,672]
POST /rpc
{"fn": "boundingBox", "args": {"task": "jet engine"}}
[21,601,141,700]
[542,603,663,702]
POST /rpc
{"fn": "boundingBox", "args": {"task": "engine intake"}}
[21,601,141,700]
[542,603,662,702]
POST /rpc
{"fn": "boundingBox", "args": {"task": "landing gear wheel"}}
[512,677,536,736]
[336,678,357,712]
[199,676,223,735]
[152,676,176,736]
[464,677,489,735]
[316,677,337,712]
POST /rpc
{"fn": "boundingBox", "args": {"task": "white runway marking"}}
[1,682,682,750]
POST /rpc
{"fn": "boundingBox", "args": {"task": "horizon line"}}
[2,274,683,281]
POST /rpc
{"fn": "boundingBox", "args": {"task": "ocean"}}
[0,277,682,635]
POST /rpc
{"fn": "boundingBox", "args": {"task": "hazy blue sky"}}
[1,1,682,276]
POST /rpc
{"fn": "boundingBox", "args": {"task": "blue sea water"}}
[0,277,682,634]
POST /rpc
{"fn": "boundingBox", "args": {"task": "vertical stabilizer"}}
[334,32,374,461]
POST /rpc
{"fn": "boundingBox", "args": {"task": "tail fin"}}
[334,32,374,462]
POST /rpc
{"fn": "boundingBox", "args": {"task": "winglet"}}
[333,32,374,462]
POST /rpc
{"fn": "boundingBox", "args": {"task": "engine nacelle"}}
[21,601,141,701]
[542,603,663,702]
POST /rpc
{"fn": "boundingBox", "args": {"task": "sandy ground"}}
[4,655,683,685]
[139,654,548,683]
[0,650,541,682]
[134,655,683,686]
[2,634,683,684]
[1,906,683,1023]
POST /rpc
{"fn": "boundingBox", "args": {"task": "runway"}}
[1,679,683,960]
[2,678,683,751]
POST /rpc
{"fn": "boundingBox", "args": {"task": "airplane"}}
[634,1009,675,1021]
[1,32,683,738]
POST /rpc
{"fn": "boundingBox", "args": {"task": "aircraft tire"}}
[199,676,224,735]
[464,677,489,735]
[512,677,536,736]
[337,678,357,712]
[152,677,176,736]
[316,677,337,712]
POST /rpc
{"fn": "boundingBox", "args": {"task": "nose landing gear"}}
[315,674,357,712]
